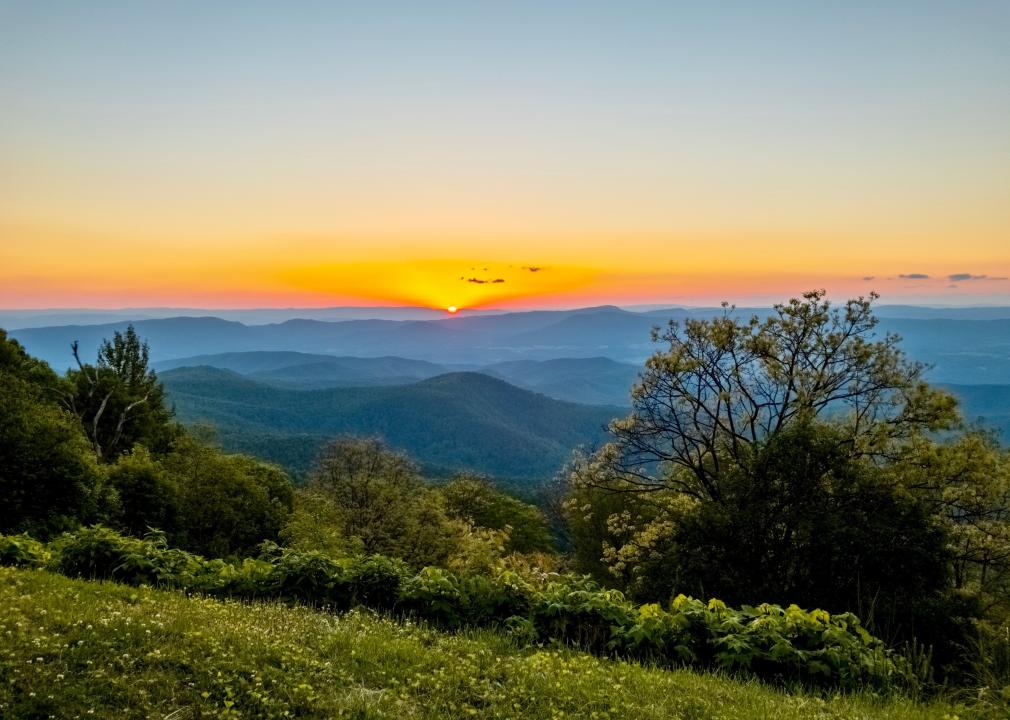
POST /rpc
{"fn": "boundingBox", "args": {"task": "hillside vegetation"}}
[161,367,619,479]
[0,567,971,720]
[3,292,1010,718]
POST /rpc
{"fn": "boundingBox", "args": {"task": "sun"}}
[446,305,459,314]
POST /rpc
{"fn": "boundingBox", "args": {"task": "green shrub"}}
[0,533,48,568]
[0,526,917,692]
[268,546,351,607]
[348,555,410,610]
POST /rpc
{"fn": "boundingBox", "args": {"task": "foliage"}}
[164,435,294,557]
[0,533,48,568]
[286,442,559,571]
[442,472,554,553]
[308,436,424,554]
[564,291,1007,682]
[61,325,179,461]
[0,526,924,692]
[0,354,109,537]
[161,365,617,481]
[287,437,465,568]
[280,487,361,557]
[1,328,297,557]
[105,446,180,537]
[2,567,977,720]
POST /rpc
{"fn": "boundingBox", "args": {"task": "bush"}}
[0,527,917,691]
[0,534,48,569]
[0,372,108,537]
[268,545,351,607]
[348,555,410,610]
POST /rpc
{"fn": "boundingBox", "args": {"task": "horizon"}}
[2,2,1008,309]
[7,298,1010,316]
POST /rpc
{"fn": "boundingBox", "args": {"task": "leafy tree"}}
[599,291,956,504]
[669,422,951,636]
[105,446,180,538]
[281,487,359,557]
[163,436,294,557]
[0,328,63,391]
[307,436,421,555]
[0,331,107,536]
[288,436,465,567]
[565,291,997,674]
[441,473,554,553]
[61,325,177,461]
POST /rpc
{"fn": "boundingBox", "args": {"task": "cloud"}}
[862,276,875,281]
[522,265,543,273]
[466,277,505,284]
[948,273,993,282]
[948,284,959,289]
[899,273,930,280]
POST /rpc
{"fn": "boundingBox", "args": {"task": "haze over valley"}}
[8,302,1010,482]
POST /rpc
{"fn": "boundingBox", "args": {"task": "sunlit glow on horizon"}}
[0,4,1007,310]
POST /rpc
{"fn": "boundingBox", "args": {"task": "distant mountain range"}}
[0,306,502,330]
[12,306,1010,385]
[5,303,1010,331]
[160,367,620,482]
[6,304,1009,477]
[153,351,641,407]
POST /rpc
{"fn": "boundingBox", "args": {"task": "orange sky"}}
[1,3,1008,310]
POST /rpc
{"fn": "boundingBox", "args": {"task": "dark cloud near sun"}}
[459,263,544,284]
[899,273,930,280]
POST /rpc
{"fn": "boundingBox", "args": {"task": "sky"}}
[1,1,1008,310]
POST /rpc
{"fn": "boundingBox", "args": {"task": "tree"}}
[0,331,108,536]
[599,290,956,504]
[164,436,294,557]
[441,473,554,553]
[565,291,991,670]
[291,436,464,567]
[887,433,1010,603]
[61,325,177,461]
[106,446,180,538]
[307,436,420,554]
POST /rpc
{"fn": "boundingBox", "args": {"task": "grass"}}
[0,567,977,720]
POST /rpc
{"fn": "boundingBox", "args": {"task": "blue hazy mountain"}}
[154,351,639,406]
[160,367,620,482]
[155,351,454,388]
[13,309,1010,386]
[0,306,499,330]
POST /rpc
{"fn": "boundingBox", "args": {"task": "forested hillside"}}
[161,366,619,480]
[3,293,1010,719]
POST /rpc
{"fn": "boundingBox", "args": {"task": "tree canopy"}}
[564,291,1010,681]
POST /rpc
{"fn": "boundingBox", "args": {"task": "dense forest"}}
[2,292,1009,717]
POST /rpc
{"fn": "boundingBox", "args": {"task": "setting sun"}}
[446,306,458,314]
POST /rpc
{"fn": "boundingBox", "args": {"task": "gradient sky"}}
[1,1,1008,310]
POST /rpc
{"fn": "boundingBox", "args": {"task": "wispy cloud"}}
[948,272,1009,282]
[899,273,930,280]
[862,276,875,281]
[466,277,505,284]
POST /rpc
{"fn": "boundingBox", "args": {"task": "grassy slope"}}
[0,568,968,720]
